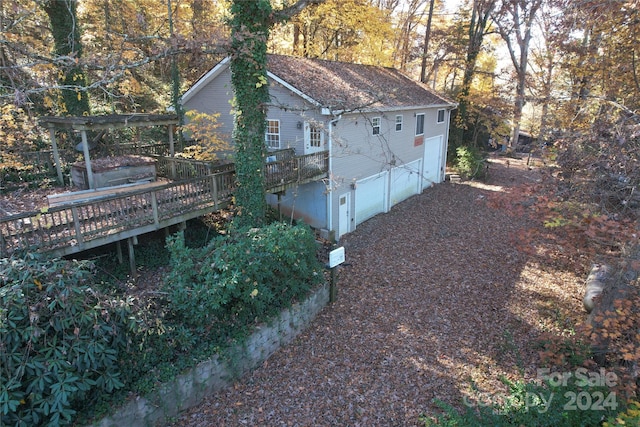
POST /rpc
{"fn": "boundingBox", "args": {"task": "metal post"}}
[330,266,337,303]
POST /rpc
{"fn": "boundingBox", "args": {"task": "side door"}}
[304,121,326,154]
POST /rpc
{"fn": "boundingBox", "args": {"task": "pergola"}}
[39,114,179,189]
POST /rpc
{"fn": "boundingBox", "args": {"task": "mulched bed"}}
[169,155,587,426]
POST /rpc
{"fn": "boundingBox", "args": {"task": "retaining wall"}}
[92,282,330,427]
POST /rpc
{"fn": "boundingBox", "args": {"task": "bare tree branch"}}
[272,0,326,23]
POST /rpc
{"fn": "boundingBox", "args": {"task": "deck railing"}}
[154,156,234,180]
[264,151,328,190]
[0,171,235,258]
[0,151,327,257]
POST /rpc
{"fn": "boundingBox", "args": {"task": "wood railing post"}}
[211,175,219,210]
[151,192,159,225]
[70,207,84,249]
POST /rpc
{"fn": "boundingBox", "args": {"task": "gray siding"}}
[331,107,444,185]
[182,68,236,141]
[181,60,452,240]
[182,71,326,156]
[328,107,449,237]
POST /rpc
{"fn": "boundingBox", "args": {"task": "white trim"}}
[327,115,341,234]
[372,117,381,135]
[395,114,403,132]
[268,72,323,108]
[265,119,281,149]
[415,113,425,136]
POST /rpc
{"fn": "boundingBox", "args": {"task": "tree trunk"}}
[420,0,436,83]
[452,0,495,148]
[229,0,272,227]
[42,0,90,116]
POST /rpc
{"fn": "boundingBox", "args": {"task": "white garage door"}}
[390,159,422,207]
[423,135,443,187]
[355,171,388,225]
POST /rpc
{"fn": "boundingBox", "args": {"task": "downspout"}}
[443,106,457,181]
[327,114,341,237]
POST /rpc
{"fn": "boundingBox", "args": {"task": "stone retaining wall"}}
[92,283,330,427]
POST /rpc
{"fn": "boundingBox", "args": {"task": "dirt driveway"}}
[170,157,585,426]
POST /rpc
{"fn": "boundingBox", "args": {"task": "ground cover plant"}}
[0,221,324,426]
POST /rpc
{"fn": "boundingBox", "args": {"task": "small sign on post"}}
[328,246,345,268]
[328,246,345,303]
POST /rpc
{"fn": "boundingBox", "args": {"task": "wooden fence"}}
[154,156,234,180]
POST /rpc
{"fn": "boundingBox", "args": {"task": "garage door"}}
[355,171,388,225]
[423,135,443,187]
[390,159,421,207]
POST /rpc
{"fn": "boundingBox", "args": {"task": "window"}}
[437,109,446,124]
[265,119,280,149]
[395,115,403,132]
[372,117,381,135]
[415,113,425,136]
[306,122,324,148]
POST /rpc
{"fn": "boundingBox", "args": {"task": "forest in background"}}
[0,0,637,148]
[1,1,640,426]
[1,0,639,240]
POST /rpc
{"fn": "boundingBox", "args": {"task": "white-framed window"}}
[265,119,280,149]
[306,122,324,148]
[437,109,446,124]
[395,115,403,132]
[415,113,425,136]
[372,117,381,135]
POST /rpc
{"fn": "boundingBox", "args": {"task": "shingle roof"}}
[266,54,455,113]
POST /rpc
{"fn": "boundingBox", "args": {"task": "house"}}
[180,54,457,240]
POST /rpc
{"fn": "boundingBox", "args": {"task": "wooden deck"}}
[0,151,328,258]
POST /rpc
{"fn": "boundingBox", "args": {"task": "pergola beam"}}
[39,114,179,189]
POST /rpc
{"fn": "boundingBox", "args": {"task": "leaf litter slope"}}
[171,157,586,426]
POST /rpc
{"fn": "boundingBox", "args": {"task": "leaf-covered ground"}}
[169,156,588,426]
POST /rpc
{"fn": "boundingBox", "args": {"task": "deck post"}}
[168,124,175,157]
[168,124,176,178]
[151,192,159,225]
[116,240,123,264]
[80,130,95,189]
[211,175,218,210]
[70,207,84,248]
[127,237,136,279]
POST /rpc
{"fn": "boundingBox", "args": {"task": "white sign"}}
[328,246,345,268]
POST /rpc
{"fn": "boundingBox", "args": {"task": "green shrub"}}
[0,222,325,425]
[0,254,135,426]
[455,146,487,180]
[604,400,640,426]
[163,222,324,339]
[422,375,621,427]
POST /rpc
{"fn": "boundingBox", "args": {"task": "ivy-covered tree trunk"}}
[228,0,272,227]
[228,0,323,227]
[42,0,90,116]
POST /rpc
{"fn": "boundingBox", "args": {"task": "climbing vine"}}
[42,0,91,116]
[228,0,324,227]
[228,0,272,227]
